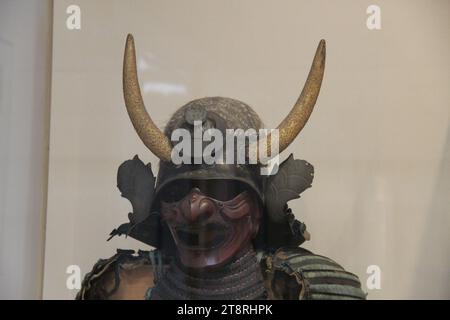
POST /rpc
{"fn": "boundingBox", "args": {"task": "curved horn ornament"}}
[123,34,173,161]
[253,40,326,159]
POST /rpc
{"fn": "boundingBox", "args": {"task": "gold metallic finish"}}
[123,34,173,161]
[123,34,325,162]
[276,39,326,153]
[252,40,326,158]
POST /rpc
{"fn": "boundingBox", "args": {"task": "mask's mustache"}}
[175,223,229,249]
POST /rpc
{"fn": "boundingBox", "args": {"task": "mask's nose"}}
[183,188,215,223]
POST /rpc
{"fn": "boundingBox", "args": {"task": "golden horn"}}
[256,40,326,159]
[123,34,172,161]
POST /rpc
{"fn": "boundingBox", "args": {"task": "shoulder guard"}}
[76,249,166,300]
[261,247,367,300]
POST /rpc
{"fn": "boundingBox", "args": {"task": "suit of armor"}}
[77,35,366,300]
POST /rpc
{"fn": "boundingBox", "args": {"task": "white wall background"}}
[42,0,449,299]
[0,0,52,299]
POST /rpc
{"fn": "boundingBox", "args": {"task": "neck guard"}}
[149,245,266,300]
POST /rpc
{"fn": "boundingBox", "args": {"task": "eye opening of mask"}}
[159,179,250,203]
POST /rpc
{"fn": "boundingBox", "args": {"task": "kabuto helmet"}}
[110,34,326,255]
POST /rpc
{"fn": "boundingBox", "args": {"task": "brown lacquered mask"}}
[160,182,261,269]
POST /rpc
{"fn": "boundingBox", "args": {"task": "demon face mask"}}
[159,180,261,269]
